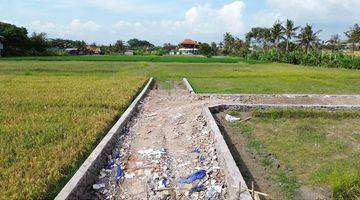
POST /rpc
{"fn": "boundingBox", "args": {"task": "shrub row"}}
[246,49,360,70]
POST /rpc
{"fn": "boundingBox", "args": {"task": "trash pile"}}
[91,91,229,199]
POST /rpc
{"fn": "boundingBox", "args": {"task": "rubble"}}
[92,85,228,199]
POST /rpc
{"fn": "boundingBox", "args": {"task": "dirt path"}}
[91,82,360,200]
[94,83,228,200]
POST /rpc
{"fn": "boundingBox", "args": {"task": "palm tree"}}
[284,19,299,52]
[271,20,284,50]
[344,24,360,51]
[297,24,321,53]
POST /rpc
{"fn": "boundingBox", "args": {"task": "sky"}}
[0,0,359,45]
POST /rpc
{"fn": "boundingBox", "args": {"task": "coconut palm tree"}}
[284,19,299,52]
[271,20,284,50]
[297,24,321,53]
[344,24,360,51]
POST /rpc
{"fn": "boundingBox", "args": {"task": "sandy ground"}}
[92,82,360,200]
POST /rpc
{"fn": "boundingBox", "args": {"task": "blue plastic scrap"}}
[162,177,169,187]
[193,147,201,154]
[116,164,123,179]
[189,184,206,195]
[107,160,115,169]
[179,170,207,185]
[122,126,129,134]
[199,155,206,162]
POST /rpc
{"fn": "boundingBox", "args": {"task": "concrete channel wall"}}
[203,107,254,200]
[183,78,195,94]
[55,77,154,200]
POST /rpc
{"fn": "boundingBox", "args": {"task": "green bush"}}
[247,49,360,69]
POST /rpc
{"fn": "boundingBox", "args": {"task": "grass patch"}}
[0,55,262,64]
[229,108,360,199]
[1,60,360,94]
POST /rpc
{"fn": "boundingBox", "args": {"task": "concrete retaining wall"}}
[182,78,195,94]
[203,107,253,200]
[55,77,154,200]
[209,103,360,113]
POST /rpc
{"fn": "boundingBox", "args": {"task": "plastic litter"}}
[162,177,169,187]
[179,170,207,185]
[138,148,166,158]
[93,183,105,190]
[116,164,123,180]
[207,184,222,198]
[193,147,201,154]
[199,155,206,162]
[107,160,115,169]
[122,126,129,134]
[189,184,206,195]
[225,114,240,123]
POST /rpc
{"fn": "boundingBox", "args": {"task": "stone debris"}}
[92,85,229,200]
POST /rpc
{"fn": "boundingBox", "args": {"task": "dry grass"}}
[0,74,146,199]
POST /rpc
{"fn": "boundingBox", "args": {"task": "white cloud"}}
[266,0,360,23]
[113,1,246,43]
[30,19,101,41]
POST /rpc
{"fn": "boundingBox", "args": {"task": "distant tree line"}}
[217,20,360,69]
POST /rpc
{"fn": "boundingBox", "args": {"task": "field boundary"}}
[183,77,360,98]
[55,77,154,200]
[203,106,254,200]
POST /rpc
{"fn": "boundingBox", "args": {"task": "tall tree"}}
[271,20,284,50]
[223,32,235,55]
[210,42,218,56]
[198,42,212,57]
[0,22,30,56]
[344,24,360,51]
[297,24,321,53]
[29,32,49,55]
[114,40,126,53]
[284,19,299,52]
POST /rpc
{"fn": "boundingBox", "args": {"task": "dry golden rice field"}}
[0,74,146,199]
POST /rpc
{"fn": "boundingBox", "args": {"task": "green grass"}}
[1,60,360,94]
[229,108,360,199]
[0,54,263,63]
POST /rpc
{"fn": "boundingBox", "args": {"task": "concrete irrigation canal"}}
[55,78,360,200]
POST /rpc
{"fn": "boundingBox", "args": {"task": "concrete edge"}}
[182,78,195,94]
[203,107,253,200]
[183,77,360,98]
[55,77,154,200]
[199,93,360,99]
[208,103,360,111]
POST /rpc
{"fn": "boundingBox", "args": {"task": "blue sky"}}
[1,0,359,45]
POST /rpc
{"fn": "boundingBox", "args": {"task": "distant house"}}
[124,50,134,56]
[78,45,102,55]
[0,36,4,57]
[171,39,199,55]
[64,48,79,55]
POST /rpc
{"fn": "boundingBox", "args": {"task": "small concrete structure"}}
[124,50,134,56]
[182,78,195,94]
[203,106,253,200]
